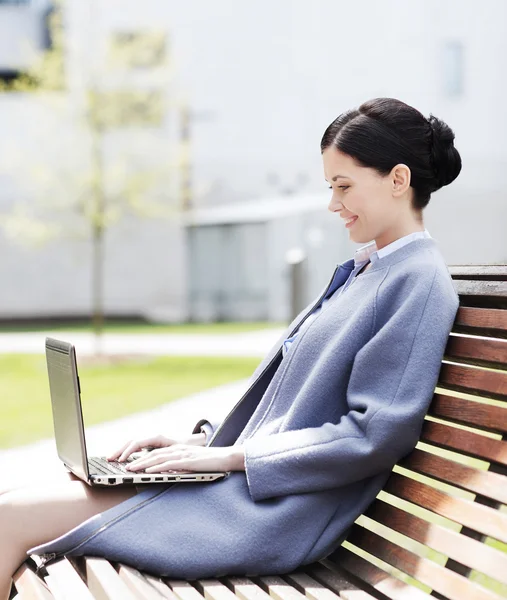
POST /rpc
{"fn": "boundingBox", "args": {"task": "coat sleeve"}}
[191,418,223,445]
[242,267,459,502]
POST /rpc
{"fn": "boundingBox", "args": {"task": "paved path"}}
[0,329,285,357]
[0,378,251,489]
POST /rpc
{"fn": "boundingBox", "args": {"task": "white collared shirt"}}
[282,229,432,356]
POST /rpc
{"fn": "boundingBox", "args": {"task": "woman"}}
[0,97,461,598]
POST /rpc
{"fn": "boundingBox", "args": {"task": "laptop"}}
[45,337,228,486]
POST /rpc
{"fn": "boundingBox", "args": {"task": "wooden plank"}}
[118,564,167,598]
[283,572,341,600]
[444,335,507,368]
[452,280,507,297]
[420,420,507,466]
[347,525,501,600]
[45,559,94,599]
[254,575,308,600]
[143,574,180,599]
[452,306,507,333]
[306,562,382,600]
[428,395,507,434]
[399,448,507,503]
[166,580,205,600]
[437,363,507,400]
[42,576,62,600]
[12,563,54,600]
[364,498,507,585]
[385,473,507,543]
[223,577,272,600]
[85,558,138,600]
[449,266,507,279]
[318,552,431,600]
[194,579,241,600]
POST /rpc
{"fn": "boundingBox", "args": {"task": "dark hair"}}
[320,97,462,211]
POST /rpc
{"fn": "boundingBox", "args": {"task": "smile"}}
[344,216,358,228]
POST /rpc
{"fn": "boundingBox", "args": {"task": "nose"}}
[328,195,342,214]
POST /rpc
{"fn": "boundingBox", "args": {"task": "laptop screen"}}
[45,338,90,481]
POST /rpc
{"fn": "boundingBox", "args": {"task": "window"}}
[442,41,464,97]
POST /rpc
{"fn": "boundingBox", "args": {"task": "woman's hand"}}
[107,432,207,463]
[124,444,245,473]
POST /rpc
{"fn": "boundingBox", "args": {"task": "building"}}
[0,0,505,322]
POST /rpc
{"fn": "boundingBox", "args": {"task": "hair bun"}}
[427,114,462,189]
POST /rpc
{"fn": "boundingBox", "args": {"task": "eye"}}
[328,185,332,190]
[338,185,350,191]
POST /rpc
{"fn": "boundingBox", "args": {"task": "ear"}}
[390,163,411,196]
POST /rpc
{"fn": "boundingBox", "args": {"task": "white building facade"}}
[0,0,505,322]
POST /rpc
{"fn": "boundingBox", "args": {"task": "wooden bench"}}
[11,265,507,600]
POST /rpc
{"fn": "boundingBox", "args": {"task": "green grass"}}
[0,321,286,335]
[0,354,260,449]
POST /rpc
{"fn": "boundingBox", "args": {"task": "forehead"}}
[322,147,360,181]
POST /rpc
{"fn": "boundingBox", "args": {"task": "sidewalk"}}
[0,378,251,488]
[0,328,285,357]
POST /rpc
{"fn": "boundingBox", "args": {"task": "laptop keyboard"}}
[88,456,146,475]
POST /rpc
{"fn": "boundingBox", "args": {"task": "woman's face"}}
[322,146,417,250]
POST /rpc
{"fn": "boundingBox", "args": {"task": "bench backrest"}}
[321,266,507,600]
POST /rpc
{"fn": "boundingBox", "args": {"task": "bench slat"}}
[223,577,272,600]
[194,579,242,600]
[428,395,507,434]
[364,498,507,585]
[12,563,54,600]
[283,572,341,600]
[166,581,206,600]
[399,448,507,503]
[85,557,138,600]
[300,564,380,600]
[44,559,94,599]
[420,420,507,465]
[438,363,507,400]
[253,575,308,600]
[453,306,507,334]
[384,473,507,544]
[346,525,501,600]
[448,266,507,278]
[143,574,180,599]
[445,335,507,368]
[118,563,168,598]
[319,551,431,600]
[452,280,507,297]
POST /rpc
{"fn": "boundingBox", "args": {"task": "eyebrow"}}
[325,174,350,182]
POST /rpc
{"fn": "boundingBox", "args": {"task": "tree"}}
[0,0,181,352]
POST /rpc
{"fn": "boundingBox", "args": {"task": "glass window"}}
[442,41,464,97]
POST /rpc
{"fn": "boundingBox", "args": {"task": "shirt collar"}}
[354,229,432,266]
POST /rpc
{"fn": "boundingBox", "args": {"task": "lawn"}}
[0,321,286,335]
[0,354,260,449]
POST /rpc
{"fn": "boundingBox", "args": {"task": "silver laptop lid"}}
[45,337,90,481]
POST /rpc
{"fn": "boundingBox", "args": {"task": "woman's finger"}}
[107,440,133,461]
[126,449,183,471]
[146,460,193,473]
[117,438,158,462]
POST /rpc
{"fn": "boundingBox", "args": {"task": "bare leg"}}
[0,480,137,600]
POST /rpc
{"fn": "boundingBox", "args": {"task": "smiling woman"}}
[321,97,461,252]
[1,98,462,599]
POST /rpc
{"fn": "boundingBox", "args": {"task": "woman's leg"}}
[0,479,137,600]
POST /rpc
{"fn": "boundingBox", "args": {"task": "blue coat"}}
[29,237,459,578]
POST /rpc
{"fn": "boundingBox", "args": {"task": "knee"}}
[0,492,20,542]
[0,494,30,572]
